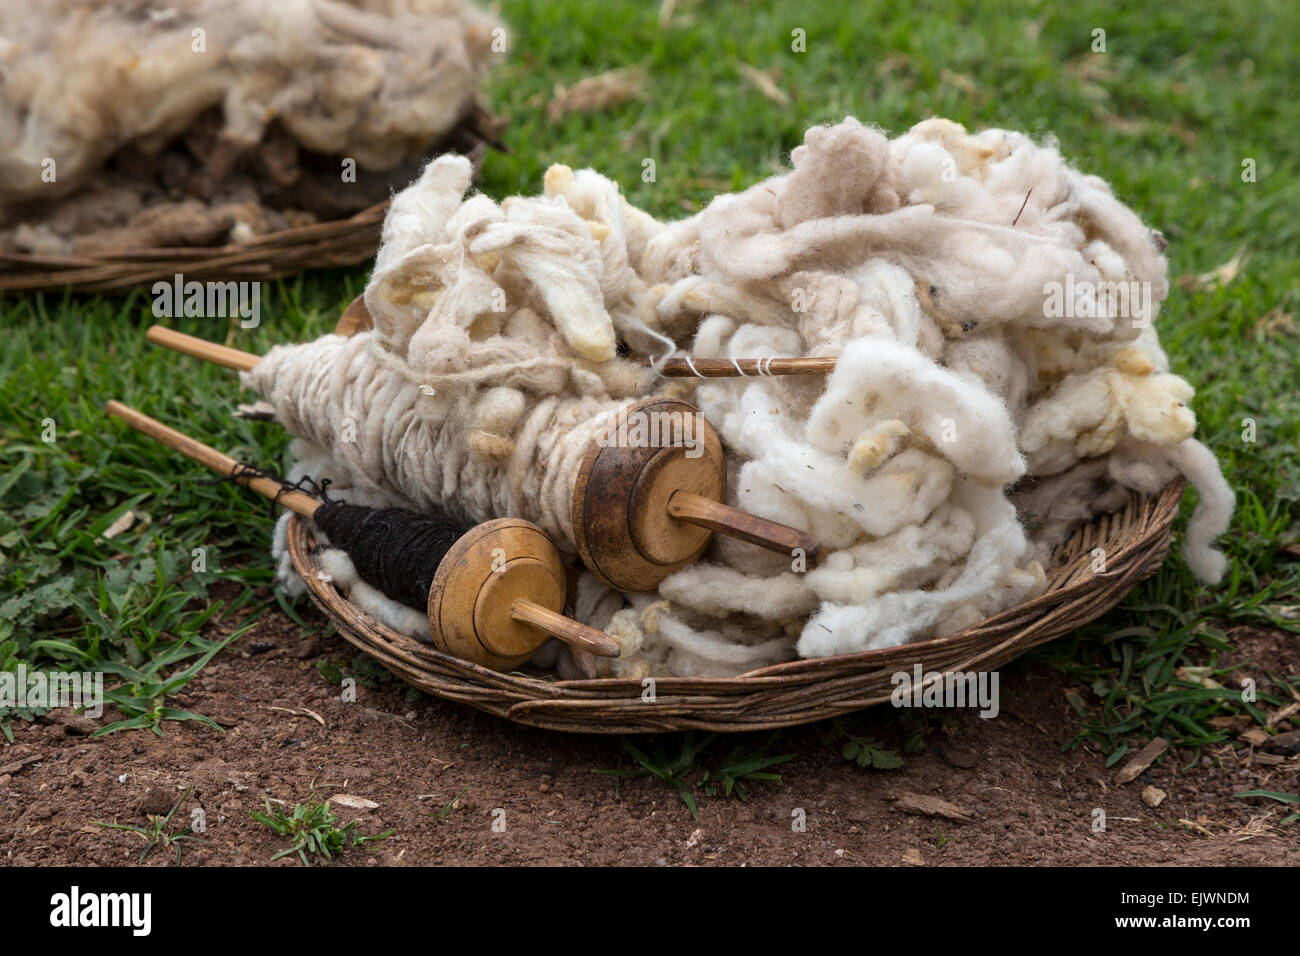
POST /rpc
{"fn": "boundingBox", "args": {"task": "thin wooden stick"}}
[667,489,820,558]
[509,601,621,659]
[656,356,837,377]
[150,326,835,379]
[104,400,318,518]
[146,325,259,371]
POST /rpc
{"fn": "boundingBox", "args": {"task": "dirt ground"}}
[3,603,1297,867]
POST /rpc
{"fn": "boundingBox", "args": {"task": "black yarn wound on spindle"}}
[313,502,468,612]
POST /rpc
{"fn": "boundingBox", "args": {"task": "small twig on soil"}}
[265,705,326,727]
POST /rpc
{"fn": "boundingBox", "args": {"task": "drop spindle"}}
[104,400,619,675]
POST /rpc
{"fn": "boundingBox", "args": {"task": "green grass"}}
[2,0,1299,756]
[95,786,202,865]
[823,719,907,770]
[1234,790,1300,825]
[424,786,470,823]
[598,732,793,818]
[250,793,395,866]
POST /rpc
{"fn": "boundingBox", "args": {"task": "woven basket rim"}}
[0,203,388,293]
[286,478,1185,732]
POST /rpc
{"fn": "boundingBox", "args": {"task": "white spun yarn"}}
[247,117,1234,679]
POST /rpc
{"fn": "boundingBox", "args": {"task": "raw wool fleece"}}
[0,0,500,251]
[246,116,1233,679]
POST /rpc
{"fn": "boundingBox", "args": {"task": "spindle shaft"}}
[667,489,818,556]
[656,356,837,377]
[509,600,620,657]
[104,400,318,517]
[145,326,260,371]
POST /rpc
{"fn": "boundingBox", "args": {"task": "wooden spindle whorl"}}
[572,397,725,592]
[429,518,576,670]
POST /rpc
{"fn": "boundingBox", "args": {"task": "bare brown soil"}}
[3,606,1297,867]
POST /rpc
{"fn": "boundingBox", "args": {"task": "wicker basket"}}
[0,107,499,294]
[0,203,390,293]
[287,479,1185,733]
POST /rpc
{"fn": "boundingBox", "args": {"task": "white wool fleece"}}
[246,116,1234,677]
[0,0,501,203]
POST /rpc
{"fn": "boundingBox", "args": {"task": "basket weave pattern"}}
[288,479,1185,733]
[0,204,388,293]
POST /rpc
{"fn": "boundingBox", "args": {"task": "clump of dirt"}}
[2,602,1296,867]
